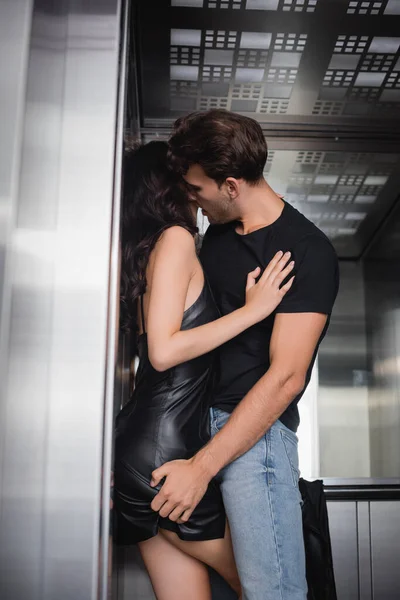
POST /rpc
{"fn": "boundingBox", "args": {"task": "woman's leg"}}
[138,533,212,600]
[159,521,241,598]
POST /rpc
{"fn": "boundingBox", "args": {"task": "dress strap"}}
[139,295,146,334]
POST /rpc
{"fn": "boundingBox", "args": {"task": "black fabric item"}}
[114,279,226,544]
[299,478,338,600]
[200,201,339,432]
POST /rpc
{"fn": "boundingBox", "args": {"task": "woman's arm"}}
[146,226,293,371]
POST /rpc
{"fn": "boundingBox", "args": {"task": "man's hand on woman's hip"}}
[150,457,212,523]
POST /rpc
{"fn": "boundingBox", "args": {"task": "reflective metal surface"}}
[327,502,359,600]
[364,202,400,478]
[317,249,400,478]
[318,261,371,478]
[327,498,400,600]
[100,0,128,597]
[135,1,400,259]
[357,502,373,600]
[140,0,400,127]
[369,502,400,599]
[0,1,122,599]
[0,0,32,317]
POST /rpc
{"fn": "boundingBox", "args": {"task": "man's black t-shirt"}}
[200,201,339,432]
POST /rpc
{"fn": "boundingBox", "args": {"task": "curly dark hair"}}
[120,141,197,334]
[168,109,268,185]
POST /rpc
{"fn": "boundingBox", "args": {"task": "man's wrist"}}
[192,444,220,480]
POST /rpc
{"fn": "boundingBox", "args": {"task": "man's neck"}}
[235,181,285,235]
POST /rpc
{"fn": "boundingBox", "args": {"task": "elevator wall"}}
[113,1,400,598]
[364,202,400,478]
[0,2,124,599]
[318,260,371,478]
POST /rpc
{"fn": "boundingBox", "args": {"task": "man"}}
[150,110,339,600]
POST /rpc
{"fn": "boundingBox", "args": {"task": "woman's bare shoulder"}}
[156,225,196,255]
[159,225,195,242]
[147,226,196,278]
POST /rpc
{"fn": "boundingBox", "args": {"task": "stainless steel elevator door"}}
[0,2,123,599]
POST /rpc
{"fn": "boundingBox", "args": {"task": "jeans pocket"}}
[210,408,220,435]
[280,429,301,487]
[210,407,229,434]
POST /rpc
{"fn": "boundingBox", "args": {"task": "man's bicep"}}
[269,312,328,377]
[276,236,338,315]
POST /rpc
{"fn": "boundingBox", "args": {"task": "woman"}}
[114,141,294,600]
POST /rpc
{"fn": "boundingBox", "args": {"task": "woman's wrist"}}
[237,304,259,329]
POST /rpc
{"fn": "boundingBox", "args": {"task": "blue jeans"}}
[210,407,307,600]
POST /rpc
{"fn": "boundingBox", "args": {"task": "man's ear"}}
[225,177,240,199]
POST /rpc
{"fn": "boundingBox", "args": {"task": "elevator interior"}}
[121,0,400,479]
[1,1,400,600]
[115,2,400,599]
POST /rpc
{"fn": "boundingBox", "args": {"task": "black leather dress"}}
[114,280,226,544]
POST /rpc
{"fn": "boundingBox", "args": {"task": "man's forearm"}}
[193,367,303,478]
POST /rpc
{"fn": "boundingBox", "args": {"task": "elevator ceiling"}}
[130,0,400,258]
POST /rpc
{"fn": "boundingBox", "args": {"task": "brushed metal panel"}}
[327,501,359,600]
[100,0,128,597]
[364,259,400,479]
[0,0,32,486]
[0,2,37,598]
[370,502,400,600]
[318,262,371,479]
[0,1,122,600]
[0,0,32,319]
[357,502,372,600]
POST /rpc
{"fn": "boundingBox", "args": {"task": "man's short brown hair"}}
[168,109,268,185]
